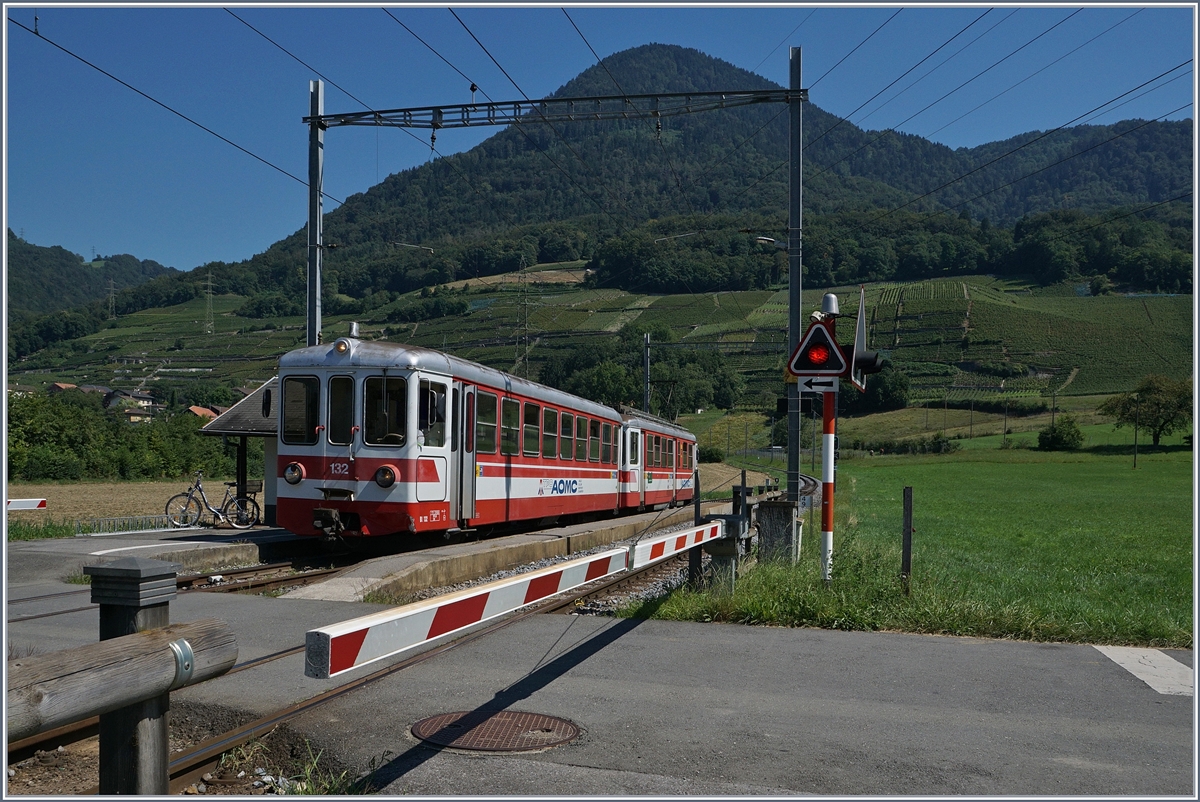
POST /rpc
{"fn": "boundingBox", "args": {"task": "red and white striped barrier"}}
[306,548,629,678]
[6,499,47,511]
[629,522,723,570]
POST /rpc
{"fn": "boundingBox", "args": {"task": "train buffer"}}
[305,520,725,679]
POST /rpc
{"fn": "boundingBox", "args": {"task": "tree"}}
[1038,416,1085,450]
[1098,375,1193,446]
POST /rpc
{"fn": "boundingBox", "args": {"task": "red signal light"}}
[806,343,831,365]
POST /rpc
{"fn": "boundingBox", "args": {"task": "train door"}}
[627,427,644,508]
[455,383,477,522]
[415,374,450,505]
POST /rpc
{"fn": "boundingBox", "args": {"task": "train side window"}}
[419,380,447,447]
[501,398,520,456]
[589,419,601,462]
[575,416,588,461]
[328,376,354,445]
[542,408,558,459]
[475,391,497,454]
[464,391,474,453]
[601,423,612,464]
[667,439,675,470]
[523,402,541,456]
[653,435,661,467]
[559,413,574,460]
[451,389,459,452]
[281,376,320,445]
[628,431,639,465]
[645,436,652,467]
[364,376,407,446]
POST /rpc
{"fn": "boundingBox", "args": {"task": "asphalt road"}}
[288,615,1193,796]
[7,532,1193,795]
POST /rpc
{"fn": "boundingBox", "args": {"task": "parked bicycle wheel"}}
[166,494,202,527]
[221,496,261,530]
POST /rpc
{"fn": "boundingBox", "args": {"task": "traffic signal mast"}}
[786,287,883,584]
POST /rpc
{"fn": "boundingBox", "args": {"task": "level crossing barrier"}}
[305,519,726,679]
[7,498,47,510]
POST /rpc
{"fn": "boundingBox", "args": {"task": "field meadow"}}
[636,438,1194,648]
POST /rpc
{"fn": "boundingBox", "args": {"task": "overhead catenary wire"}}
[935,101,1194,218]
[849,59,1193,231]
[924,8,1144,139]
[449,8,642,228]
[562,8,695,218]
[809,8,1081,185]
[807,8,904,90]
[7,16,342,205]
[751,9,817,75]
[805,9,993,152]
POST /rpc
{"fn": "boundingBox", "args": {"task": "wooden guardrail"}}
[7,618,237,742]
[7,556,238,794]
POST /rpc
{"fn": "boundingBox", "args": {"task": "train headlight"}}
[284,463,305,484]
[374,465,397,488]
[333,338,351,354]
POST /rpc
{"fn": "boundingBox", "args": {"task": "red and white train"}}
[275,336,697,540]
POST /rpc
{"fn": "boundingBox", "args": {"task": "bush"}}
[698,445,725,463]
[1038,416,1085,451]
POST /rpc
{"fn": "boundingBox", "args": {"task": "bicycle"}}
[166,471,261,529]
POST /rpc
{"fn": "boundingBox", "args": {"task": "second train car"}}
[275,336,697,540]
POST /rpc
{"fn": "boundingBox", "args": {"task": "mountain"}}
[6,44,1192,362]
[6,230,179,318]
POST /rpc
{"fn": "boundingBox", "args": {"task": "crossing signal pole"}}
[788,288,883,584]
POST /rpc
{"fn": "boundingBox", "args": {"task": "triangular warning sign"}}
[788,321,848,377]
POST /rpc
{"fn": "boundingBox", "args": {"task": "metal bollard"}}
[84,557,182,795]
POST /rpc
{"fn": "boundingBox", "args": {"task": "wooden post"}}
[85,557,182,795]
[901,486,913,595]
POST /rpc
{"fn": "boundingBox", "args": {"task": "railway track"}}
[8,550,702,789]
[10,483,814,790]
[7,561,351,624]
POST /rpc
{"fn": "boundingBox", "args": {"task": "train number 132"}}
[329,462,350,476]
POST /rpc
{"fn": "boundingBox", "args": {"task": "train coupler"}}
[312,507,346,541]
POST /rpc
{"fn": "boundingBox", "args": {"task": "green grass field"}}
[633,444,1193,648]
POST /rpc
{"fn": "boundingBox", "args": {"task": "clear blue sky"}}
[4,4,1195,272]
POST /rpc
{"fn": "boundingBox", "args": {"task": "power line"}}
[808,8,904,89]
[810,9,1087,185]
[1040,191,1193,244]
[8,16,341,204]
[852,8,1018,129]
[751,9,817,75]
[933,102,1194,218]
[225,9,374,112]
[806,9,992,152]
[562,8,695,217]
[852,59,1193,230]
[449,9,642,230]
[924,8,1143,139]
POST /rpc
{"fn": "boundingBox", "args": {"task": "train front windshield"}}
[281,373,411,448]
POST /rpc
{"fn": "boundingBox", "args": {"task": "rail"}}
[7,619,237,741]
[5,557,239,794]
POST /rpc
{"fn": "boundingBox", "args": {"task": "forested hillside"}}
[6,44,1191,364]
[6,230,178,319]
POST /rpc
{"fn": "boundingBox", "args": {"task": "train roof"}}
[279,339,622,423]
[617,404,696,440]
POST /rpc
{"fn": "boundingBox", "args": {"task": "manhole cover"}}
[411,711,580,752]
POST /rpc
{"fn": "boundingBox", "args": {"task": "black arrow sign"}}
[803,378,837,390]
